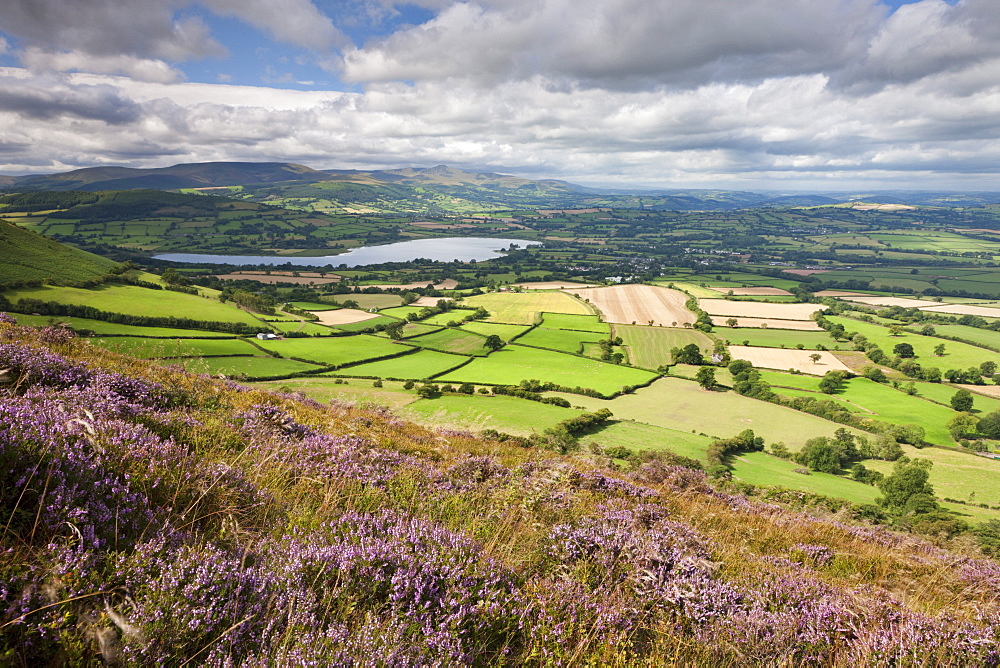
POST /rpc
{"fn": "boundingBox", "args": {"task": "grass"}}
[405,328,491,356]
[374,305,423,320]
[337,349,470,379]
[334,315,401,332]
[730,452,882,504]
[912,381,1000,413]
[827,316,1000,370]
[4,284,263,325]
[89,336,262,359]
[465,292,592,325]
[539,313,609,333]
[862,444,1000,509]
[342,294,404,310]
[289,301,339,311]
[401,394,580,435]
[717,328,836,349]
[182,355,324,378]
[614,326,712,369]
[436,344,657,395]
[255,334,403,366]
[251,377,420,410]
[552,377,866,450]
[588,421,711,462]
[924,324,1000,350]
[268,320,333,336]
[515,327,604,354]
[458,321,533,340]
[10,314,233,338]
[0,218,119,285]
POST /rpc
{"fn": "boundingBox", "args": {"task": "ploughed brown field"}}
[566,285,695,326]
[310,308,382,325]
[699,300,824,320]
[710,317,823,331]
[728,346,852,375]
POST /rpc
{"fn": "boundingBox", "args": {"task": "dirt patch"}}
[711,317,823,331]
[699,300,823,320]
[709,287,793,296]
[410,296,454,307]
[728,346,852,375]
[567,285,695,327]
[782,269,829,276]
[514,281,597,290]
[311,309,382,326]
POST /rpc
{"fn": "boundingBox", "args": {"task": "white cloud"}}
[200,0,347,51]
[21,48,183,84]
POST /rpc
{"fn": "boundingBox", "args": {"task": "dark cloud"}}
[0,77,141,123]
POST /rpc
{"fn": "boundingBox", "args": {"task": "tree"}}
[809,353,822,364]
[483,334,504,351]
[947,412,979,440]
[893,342,915,358]
[862,366,887,383]
[384,321,405,340]
[981,361,997,377]
[726,317,739,328]
[978,410,1000,439]
[889,325,904,337]
[695,366,717,390]
[672,343,704,365]
[877,459,935,510]
[795,437,847,473]
[933,343,946,357]
[818,370,847,394]
[950,388,974,412]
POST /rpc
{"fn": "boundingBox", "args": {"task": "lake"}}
[153,237,540,267]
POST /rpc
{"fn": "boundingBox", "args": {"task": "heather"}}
[1,315,998,666]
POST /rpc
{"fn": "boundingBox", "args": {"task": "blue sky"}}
[0,0,997,190]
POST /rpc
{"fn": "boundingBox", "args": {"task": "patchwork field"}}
[512,281,597,289]
[539,313,609,333]
[401,394,578,436]
[699,299,824,320]
[614,325,712,369]
[568,285,695,326]
[184,355,324,378]
[458,321,532,340]
[919,303,1000,318]
[436,344,657,395]
[515,327,604,354]
[710,316,823,330]
[843,296,935,308]
[405,328,491,355]
[465,292,592,325]
[711,287,792,296]
[4,284,262,325]
[255,334,402,366]
[728,345,852,375]
[554,377,864,449]
[731,452,881,505]
[13,314,232,338]
[311,308,383,325]
[91,336,260,359]
[336,349,469,380]
[718,328,835,349]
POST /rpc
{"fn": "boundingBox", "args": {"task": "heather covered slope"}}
[1,315,999,665]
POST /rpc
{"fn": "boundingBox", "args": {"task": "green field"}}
[4,284,263,325]
[90,336,260,359]
[334,315,401,332]
[465,292,592,324]
[827,316,1000,370]
[925,324,1000,350]
[588,421,711,462]
[863,444,1000,510]
[458,321,533,340]
[268,320,333,336]
[252,377,419,410]
[256,334,403,366]
[515,327,604,354]
[539,313,610,333]
[335,349,469,379]
[401,394,580,435]
[614,326,712,369]
[372,305,423,320]
[731,452,882,504]
[718,328,836,349]
[344,294,404,309]
[405,328,490,355]
[11,314,233,338]
[553,377,866,449]
[436,344,657,395]
[184,355,324,378]
[0,218,119,285]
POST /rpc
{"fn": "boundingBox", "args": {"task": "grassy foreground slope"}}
[0,218,119,285]
[2,316,999,665]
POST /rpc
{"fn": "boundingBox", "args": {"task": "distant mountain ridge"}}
[4,161,1000,209]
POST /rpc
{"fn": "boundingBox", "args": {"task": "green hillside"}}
[0,218,119,285]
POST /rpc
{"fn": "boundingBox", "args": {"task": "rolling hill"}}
[0,218,120,286]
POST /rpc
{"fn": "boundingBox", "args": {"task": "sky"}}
[1,0,997,191]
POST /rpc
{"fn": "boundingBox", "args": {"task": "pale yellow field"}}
[957,384,1000,399]
[214,273,341,285]
[710,317,823,331]
[728,345,852,375]
[465,291,592,325]
[844,296,934,308]
[813,290,870,297]
[709,287,792,296]
[368,279,460,290]
[411,296,454,307]
[567,285,695,326]
[918,303,1000,317]
[311,308,382,325]
[699,300,824,320]
[514,281,597,290]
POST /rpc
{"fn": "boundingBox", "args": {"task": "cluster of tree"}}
[597,336,625,363]
[489,381,571,407]
[706,429,765,476]
[220,288,276,315]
